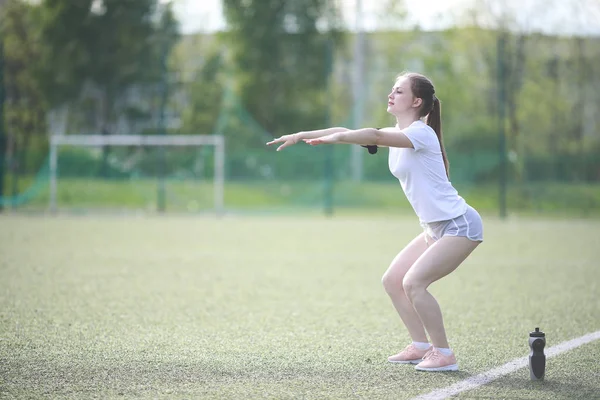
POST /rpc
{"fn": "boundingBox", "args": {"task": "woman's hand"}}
[266,133,300,151]
[304,133,340,146]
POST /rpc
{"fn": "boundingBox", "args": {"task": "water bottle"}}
[529,327,546,380]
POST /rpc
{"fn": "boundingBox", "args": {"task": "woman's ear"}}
[412,97,423,108]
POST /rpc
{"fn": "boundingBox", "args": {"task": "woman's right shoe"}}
[414,348,459,371]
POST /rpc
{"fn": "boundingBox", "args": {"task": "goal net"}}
[49,135,225,214]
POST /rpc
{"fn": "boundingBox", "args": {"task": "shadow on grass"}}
[448,374,600,399]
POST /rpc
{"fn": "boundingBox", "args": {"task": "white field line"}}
[411,330,600,400]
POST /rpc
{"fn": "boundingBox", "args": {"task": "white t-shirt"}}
[388,120,467,224]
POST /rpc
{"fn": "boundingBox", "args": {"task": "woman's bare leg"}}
[402,236,480,348]
[382,233,431,343]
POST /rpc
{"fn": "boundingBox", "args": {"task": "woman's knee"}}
[381,270,404,295]
[402,276,425,301]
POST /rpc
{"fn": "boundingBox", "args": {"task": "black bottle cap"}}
[530,327,545,337]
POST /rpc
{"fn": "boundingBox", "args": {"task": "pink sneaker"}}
[388,344,433,364]
[414,348,459,371]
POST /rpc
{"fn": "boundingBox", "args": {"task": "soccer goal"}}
[49,134,225,214]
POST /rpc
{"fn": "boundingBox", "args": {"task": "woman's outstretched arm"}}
[266,127,349,151]
[304,127,413,148]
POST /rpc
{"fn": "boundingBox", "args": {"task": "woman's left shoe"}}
[414,348,459,372]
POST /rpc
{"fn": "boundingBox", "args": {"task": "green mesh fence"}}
[0,155,51,208]
[1,90,599,216]
[0,146,216,212]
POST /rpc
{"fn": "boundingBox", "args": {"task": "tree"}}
[454,0,600,207]
[180,43,224,136]
[0,15,5,211]
[152,1,180,134]
[0,0,47,207]
[221,0,343,149]
[37,0,180,176]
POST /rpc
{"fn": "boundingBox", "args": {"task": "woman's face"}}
[387,77,420,117]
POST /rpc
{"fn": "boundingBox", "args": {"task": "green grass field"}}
[1,214,599,399]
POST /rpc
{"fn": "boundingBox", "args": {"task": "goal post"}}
[49,134,225,214]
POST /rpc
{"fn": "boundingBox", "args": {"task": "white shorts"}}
[421,205,484,244]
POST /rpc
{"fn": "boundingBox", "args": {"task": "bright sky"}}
[171,0,600,36]
[172,0,468,33]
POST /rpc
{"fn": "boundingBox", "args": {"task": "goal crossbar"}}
[50,134,224,147]
[49,134,225,214]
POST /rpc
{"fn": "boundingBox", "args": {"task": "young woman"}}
[266,72,483,372]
